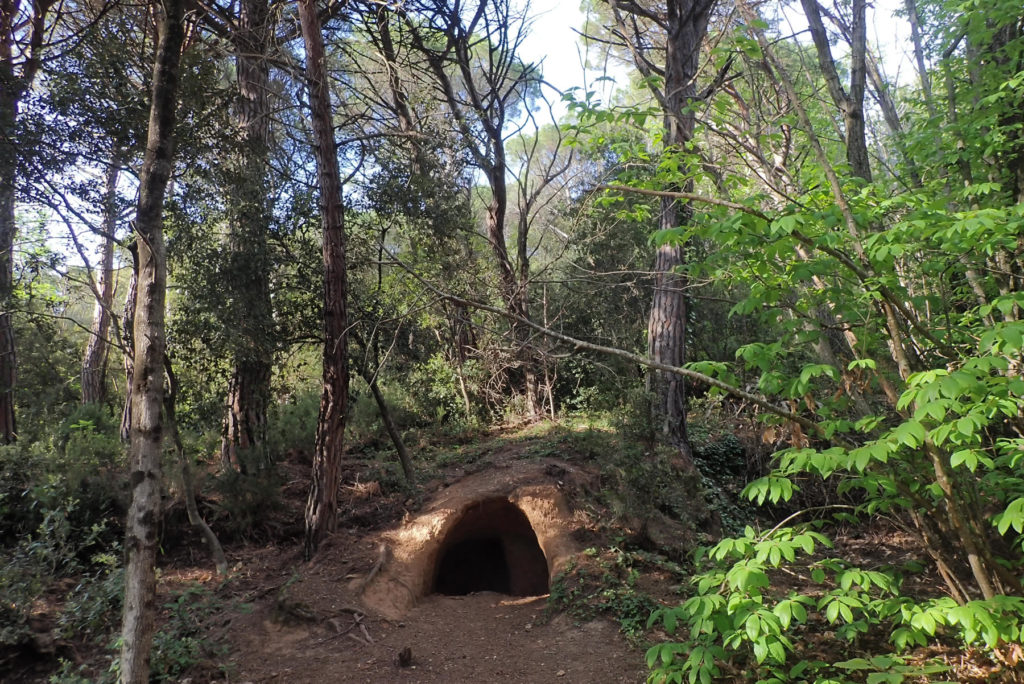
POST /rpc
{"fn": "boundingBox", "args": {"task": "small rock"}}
[524,623,532,631]
[557,670,566,677]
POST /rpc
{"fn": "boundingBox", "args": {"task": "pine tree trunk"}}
[221,0,274,472]
[298,0,349,560]
[82,157,121,405]
[647,208,691,458]
[221,364,270,472]
[119,0,184,679]
[643,0,712,462]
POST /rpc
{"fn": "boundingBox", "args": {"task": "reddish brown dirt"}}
[230,591,643,683]
[214,447,648,683]
[222,527,645,683]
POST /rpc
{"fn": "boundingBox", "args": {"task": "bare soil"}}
[206,440,649,683]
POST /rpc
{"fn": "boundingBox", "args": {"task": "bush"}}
[266,390,319,459]
[207,468,283,540]
[0,501,116,648]
[150,585,230,682]
[548,548,660,640]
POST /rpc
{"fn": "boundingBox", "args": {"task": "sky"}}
[516,0,918,116]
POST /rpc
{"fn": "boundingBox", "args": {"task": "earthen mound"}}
[361,460,584,618]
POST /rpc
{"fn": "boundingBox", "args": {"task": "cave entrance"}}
[432,498,549,596]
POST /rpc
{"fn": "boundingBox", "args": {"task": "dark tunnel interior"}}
[432,498,549,596]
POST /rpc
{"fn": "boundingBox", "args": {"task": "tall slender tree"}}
[403,0,547,418]
[81,154,123,405]
[220,0,276,472]
[119,0,186,678]
[298,0,349,559]
[0,0,60,441]
[605,0,716,461]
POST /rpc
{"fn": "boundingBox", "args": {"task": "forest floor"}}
[6,421,1022,683]
[164,424,657,683]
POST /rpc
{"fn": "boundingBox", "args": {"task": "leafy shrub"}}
[150,585,229,682]
[646,524,965,683]
[0,501,116,648]
[57,549,123,639]
[104,583,233,683]
[600,443,705,529]
[548,548,660,640]
[0,442,51,544]
[266,390,319,459]
[207,468,283,540]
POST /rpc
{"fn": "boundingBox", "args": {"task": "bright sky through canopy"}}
[517,0,916,117]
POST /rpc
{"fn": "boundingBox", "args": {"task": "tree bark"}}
[0,0,23,444]
[120,241,139,442]
[119,0,185,679]
[164,356,227,575]
[904,0,935,117]
[800,0,872,181]
[298,0,349,560]
[0,156,15,442]
[611,0,714,461]
[82,156,121,405]
[221,0,274,473]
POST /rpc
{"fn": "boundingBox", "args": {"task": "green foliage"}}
[0,427,124,652]
[646,525,962,684]
[690,424,758,538]
[0,498,117,648]
[103,583,234,683]
[548,548,661,640]
[599,440,703,527]
[149,584,231,682]
[266,389,319,458]
[57,552,124,639]
[207,468,283,540]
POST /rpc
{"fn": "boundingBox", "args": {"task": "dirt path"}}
[231,591,645,683]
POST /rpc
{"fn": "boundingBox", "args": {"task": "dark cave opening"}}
[432,498,549,596]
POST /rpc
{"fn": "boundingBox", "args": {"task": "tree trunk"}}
[647,217,691,457]
[904,0,935,116]
[119,0,185,679]
[221,364,270,472]
[164,356,227,575]
[120,241,139,442]
[221,0,274,473]
[485,170,539,417]
[643,0,713,462]
[82,156,121,405]
[0,13,19,443]
[0,168,15,443]
[364,373,413,482]
[298,0,349,560]
[800,0,872,181]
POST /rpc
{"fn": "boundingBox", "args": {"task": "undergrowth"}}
[547,546,668,641]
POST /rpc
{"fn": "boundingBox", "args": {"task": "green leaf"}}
[835,658,872,670]
[866,674,904,684]
[994,497,1024,535]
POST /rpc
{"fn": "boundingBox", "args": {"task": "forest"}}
[2,0,1023,681]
